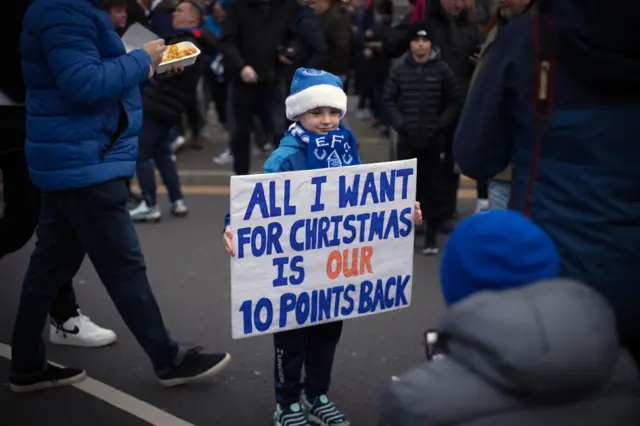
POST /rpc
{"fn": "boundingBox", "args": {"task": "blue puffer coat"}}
[21,0,152,191]
[453,2,640,343]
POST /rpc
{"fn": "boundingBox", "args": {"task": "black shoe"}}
[156,347,231,387]
[10,362,86,393]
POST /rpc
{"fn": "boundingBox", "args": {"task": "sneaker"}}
[422,246,439,256]
[129,201,161,222]
[171,199,188,217]
[302,394,350,426]
[156,347,231,387]
[10,362,86,393]
[170,135,186,153]
[213,148,233,165]
[50,312,117,348]
[263,142,275,152]
[475,199,490,213]
[273,403,309,426]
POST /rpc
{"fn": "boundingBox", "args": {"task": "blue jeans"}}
[489,180,511,210]
[11,179,180,374]
[137,114,184,206]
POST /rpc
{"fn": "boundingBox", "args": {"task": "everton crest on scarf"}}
[288,122,361,169]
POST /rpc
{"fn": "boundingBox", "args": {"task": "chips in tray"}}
[161,44,198,63]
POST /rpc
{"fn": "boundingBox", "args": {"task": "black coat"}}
[220,0,298,82]
[383,49,462,149]
[142,29,217,124]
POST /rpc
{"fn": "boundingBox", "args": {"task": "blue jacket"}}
[224,132,361,228]
[21,0,151,191]
[453,5,640,338]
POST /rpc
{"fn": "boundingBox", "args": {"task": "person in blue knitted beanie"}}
[440,210,559,306]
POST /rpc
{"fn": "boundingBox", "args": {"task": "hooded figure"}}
[453,0,640,364]
[380,211,640,426]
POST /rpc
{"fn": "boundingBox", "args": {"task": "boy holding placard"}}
[223,68,423,426]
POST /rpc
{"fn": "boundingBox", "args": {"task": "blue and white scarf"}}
[288,122,360,169]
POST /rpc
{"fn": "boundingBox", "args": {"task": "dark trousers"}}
[273,321,343,406]
[477,179,489,199]
[0,140,78,325]
[11,179,178,374]
[397,140,448,246]
[230,81,281,175]
[441,132,459,219]
[207,72,228,127]
[136,114,184,206]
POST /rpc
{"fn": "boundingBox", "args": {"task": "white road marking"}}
[0,343,195,426]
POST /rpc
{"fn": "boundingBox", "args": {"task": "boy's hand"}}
[414,202,423,226]
[223,226,235,257]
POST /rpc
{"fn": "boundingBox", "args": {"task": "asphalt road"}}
[0,105,475,426]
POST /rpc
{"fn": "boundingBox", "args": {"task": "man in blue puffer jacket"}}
[453,0,640,366]
[10,0,230,393]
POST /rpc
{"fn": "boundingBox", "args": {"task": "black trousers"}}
[230,81,280,175]
[273,321,343,406]
[206,71,227,127]
[397,139,448,246]
[477,180,489,199]
[0,148,78,325]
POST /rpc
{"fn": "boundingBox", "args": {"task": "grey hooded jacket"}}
[380,279,640,426]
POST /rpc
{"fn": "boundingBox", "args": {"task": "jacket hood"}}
[439,279,622,400]
[548,0,640,94]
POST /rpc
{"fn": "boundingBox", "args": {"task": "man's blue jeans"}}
[489,180,511,210]
[11,179,179,374]
[137,114,184,206]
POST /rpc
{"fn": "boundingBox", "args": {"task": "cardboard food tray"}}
[156,41,201,74]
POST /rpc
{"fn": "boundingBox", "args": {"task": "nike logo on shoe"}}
[56,325,80,335]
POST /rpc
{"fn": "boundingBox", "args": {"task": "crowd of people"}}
[1,0,640,425]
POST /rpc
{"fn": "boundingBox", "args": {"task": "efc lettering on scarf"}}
[288,122,361,170]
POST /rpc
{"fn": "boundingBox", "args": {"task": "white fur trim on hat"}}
[285,84,347,120]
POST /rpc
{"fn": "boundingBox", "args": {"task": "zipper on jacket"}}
[538,61,550,100]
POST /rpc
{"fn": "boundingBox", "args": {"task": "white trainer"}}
[50,313,117,348]
[171,199,188,217]
[212,148,233,165]
[129,201,161,222]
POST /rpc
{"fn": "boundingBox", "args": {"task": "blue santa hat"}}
[285,68,347,120]
[440,210,560,306]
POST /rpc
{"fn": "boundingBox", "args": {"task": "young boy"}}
[383,22,462,255]
[223,68,422,426]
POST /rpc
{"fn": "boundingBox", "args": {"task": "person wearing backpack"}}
[453,0,640,367]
